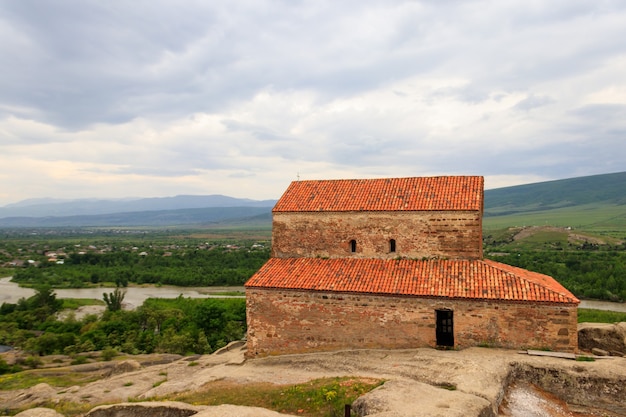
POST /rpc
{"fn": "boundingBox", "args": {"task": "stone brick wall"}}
[271,211,483,260]
[245,288,578,358]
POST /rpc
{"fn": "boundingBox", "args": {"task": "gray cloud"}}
[514,95,555,111]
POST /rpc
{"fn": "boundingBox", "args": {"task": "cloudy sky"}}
[1,1,625,206]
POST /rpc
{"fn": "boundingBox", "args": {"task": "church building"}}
[245,176,579,357]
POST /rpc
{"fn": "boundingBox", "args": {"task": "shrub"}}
[0,356,22,375]
[22,356,43,369]
[101,347,118,361]
[70,355,88,365]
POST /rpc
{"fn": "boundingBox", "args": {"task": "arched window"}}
[389,239,396,253]
[350,239,357,253]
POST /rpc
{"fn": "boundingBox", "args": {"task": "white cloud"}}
[0,0,625,206]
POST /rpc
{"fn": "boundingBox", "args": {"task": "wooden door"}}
[436,309,454,347]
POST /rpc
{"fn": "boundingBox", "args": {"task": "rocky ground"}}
[2,342,625,417]
[2,322,626,417]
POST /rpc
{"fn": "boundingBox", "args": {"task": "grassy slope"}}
[483,203,626,237]
[483,172,626,238]
[484,171,626,213]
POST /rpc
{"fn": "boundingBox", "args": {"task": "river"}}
[578,299,626,312]
[0,276,244,309]
[1,276,625,312]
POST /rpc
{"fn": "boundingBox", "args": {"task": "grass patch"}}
[483,203,626,237]
[0,369,100,390]
[0,268,14,278]
[167,377,384,417]
[206,291,245,297]
[61,298,105,310]
[521,230,568,245]
[578,308,626,323]
[13,400,93,417]
[434,382,457,390]
[153,378,167,388]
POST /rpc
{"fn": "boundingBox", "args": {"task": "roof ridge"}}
[293,175,482,182]
[273,176,484,213]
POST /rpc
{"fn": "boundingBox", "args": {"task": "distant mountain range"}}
[0,171,624,228]
[1,195,276,217]
[0,195,277,227]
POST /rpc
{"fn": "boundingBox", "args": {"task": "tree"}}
[103,287,126,312]
[29,285,62,312]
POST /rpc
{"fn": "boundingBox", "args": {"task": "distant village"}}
[1,232,266,270]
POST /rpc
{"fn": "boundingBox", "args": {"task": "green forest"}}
[11,244,270,288]
[483,226,626,302]
[486,250,626,301]
[0,232,263,374]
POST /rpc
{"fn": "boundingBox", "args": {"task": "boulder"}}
[352,380,492,417]
[591,347,609,357]
[84,402,294,417]
[214,340,246,355]
[3,383,57,410]
[578,322,626,355]
[195,404,293,417]
[106,359,141,376]
[13,408,64,417]
[85,401,204,417]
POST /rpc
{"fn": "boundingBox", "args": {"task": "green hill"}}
[483,171,626,236]
[483,172,626,302]
[485,171,626,213]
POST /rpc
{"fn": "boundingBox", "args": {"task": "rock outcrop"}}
[578,322,626,356]
[2,346,625,417]
[106,359,141,376]
[511,361,626,416]
[85,401,204,417]
[193,404,294,417]
[12,408,65,417]
[4,383,58,410]
[84,402,295,417]
[352,380,492,417]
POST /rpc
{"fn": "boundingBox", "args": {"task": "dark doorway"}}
[436,310,454,347]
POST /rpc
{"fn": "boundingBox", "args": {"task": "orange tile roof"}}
[245,258,579,304]
[272,176,484,212]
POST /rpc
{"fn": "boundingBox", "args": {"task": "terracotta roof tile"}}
[272,176,484,212]
[245,258,579,304]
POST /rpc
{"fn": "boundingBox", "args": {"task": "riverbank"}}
[2,276,626,313]
[0,276,244,306]
[579,299,626,313]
